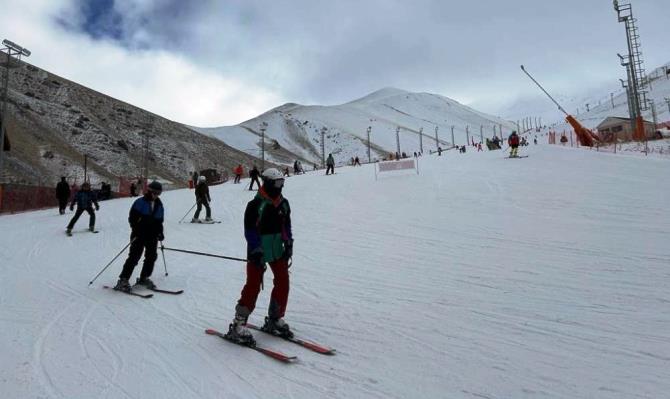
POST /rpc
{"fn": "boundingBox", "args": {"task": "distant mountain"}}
[1,60,258,187]
[194,88,517,166]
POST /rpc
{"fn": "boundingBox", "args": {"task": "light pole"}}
[418,127,423,154]
[450,126,455,148]
[260,121,267,170]
[466,125,469,145]
[434,126,439,149]
[395,126,401,157]
[320,126,326,167]
[366,126,371,163]
[0,39,30,182]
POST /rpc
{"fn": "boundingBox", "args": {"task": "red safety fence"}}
[0,184,56,214]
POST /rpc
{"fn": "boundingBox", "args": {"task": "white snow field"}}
[1,144,669,399]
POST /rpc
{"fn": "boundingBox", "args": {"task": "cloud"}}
[3,0,283,126]
[3,0,669,126]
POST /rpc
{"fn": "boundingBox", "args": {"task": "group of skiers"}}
[54,166,295,343]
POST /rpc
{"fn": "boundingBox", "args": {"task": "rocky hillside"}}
[0,59,258,188]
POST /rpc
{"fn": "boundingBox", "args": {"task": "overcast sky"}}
[3,0,668,126]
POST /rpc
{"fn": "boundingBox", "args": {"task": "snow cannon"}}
[520,65,600,147]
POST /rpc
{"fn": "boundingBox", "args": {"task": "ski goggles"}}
[270,178,285,188]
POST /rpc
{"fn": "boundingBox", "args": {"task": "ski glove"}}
[283,239,293,261]
[249,248,264,268]
[95,204,100,211]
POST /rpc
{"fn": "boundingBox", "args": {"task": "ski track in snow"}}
[1,144,669,398]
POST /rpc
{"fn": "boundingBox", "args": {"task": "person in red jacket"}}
[508,131,520,157]
[233,164,243,184]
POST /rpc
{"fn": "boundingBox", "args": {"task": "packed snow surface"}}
[0,144,669,398]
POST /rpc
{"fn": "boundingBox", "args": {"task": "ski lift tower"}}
[613,0,649,141]
[0,39,30,182]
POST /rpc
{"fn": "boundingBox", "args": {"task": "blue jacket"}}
[70,190,98,210]
[129,194,164,238]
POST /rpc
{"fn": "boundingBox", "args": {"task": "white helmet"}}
[262,168,283,180]
[198,175,206,183]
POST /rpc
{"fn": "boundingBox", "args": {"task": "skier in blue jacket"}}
[66,182,99,236]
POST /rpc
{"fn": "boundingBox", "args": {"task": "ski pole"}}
[160,241,168,276]
[88,237,136,285]
[178,203,197,223]
[161,246,248,263]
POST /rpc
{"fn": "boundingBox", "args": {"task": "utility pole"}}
[366,126,372,163]
[395,126,401,156]
[434,126,439,149]
[450,126,455,148]
[320,126,326,168]
[480,125,483,143]
[260,122,267,170]
[418,127,423,154]
[0,39,30,183]
[466,126,470,145]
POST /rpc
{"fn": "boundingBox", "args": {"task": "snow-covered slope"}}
[1,144,669,398]
[195,88,516,166]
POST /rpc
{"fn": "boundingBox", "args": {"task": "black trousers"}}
[194,201,211,219]
[249,177,261,190]
[326,165,334,175]
[234,174,241,183]
[67,207,95,229]
[119,236,158,280]
[57,198,68,214]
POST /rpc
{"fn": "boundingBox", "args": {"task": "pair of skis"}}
[206,323,335,363]
[103,285,183,298]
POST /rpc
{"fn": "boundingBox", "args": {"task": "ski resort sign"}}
[375,158,419,180]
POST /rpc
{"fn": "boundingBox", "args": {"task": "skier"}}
[129,181,138,197]
[113,181,164,292]
[66,181,99,236]
[226,168,294,344]
[55,176,70,215]
[437,146,443,156]
[354,156,361,166]
[326,153,335,175]
[508,131,520,157]
[233,164,243,184]
[192,175,212,223]
[248,165,261,191]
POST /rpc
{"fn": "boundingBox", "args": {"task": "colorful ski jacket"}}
[244,188,292,262]
[128,194,164,238]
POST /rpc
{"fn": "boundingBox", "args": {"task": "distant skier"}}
[192,175,212,223]
[226,168,294,344]
[113,181,164,292]
[508,131,520,157]
[129,181,138,197]
[66,181,99,235]
[354,156,361,166]
[437,146,443,156]
[326,153,335,175]
[534,136,538,145]
[248,165,261,191]
[233,164,243,184]
[283,166,290,177]
[55,176,70,215]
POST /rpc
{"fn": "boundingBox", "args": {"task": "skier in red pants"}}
[226,167,294,345]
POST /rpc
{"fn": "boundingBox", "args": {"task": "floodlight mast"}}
[1,39,31,182]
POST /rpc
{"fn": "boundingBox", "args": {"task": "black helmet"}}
[148,180,162,194]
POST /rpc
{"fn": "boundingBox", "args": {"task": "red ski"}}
[205,328,297,363]
[245,323,336,355]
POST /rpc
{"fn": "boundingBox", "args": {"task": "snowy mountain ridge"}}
[193,87,517,166]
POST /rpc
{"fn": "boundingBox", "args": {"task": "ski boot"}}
[205,217,213,222]
[65,228,72,236]
[225,315,255,346]
[135,277,156,290]
[113,278,132,293]
[261,316,294,339]
[191,218,199,223]
[89,226,96,232]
